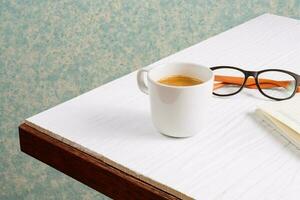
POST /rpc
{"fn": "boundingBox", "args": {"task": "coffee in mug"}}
[158,75,203,86]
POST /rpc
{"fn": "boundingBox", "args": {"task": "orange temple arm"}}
[214,75,300,92]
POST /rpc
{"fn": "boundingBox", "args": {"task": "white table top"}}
[27,14,300,200]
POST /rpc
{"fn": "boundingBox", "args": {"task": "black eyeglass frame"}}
[210,66,300,101]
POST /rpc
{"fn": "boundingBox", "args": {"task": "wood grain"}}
[19,123,181,200]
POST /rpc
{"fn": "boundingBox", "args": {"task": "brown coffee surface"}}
[158,75,203,86]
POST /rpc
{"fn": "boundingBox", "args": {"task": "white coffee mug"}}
[137,62,214,137]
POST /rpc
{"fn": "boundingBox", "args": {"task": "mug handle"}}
[137,68,150,95]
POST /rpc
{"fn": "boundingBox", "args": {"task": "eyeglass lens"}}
[257,71,296,99]
[213,68,245,95]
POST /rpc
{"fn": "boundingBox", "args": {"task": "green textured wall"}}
[1,0,300,199]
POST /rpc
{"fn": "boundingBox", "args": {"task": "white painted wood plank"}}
[26,14,300,199]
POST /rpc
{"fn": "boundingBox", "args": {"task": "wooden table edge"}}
[19,123,186,200]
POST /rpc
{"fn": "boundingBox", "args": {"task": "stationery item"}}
[137,62,213,137]
[256,95,300,148]
[211,66,300,100]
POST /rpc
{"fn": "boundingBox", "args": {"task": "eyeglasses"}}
[210,66,300,100]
